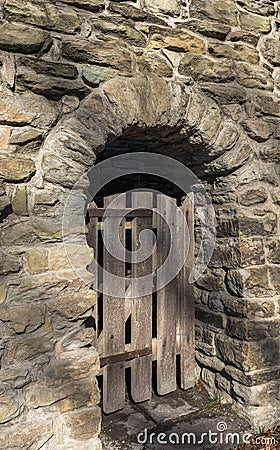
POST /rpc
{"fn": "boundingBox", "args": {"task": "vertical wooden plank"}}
[87,201,99,348]
[102,194,126,413]
[131,191,153,403]
[156,194,178,395]
[180,193,196,389]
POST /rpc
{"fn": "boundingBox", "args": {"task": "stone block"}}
[208,42,259,64]
[0,395,20,424]
[26,378,100,412]
[0,21,48,53]
[189,0,238,26]
[265,238,280,264]
[137,51,173,77]
[91,17,146,46]
[0,252,21,275]
[239,186,268,206]
[179,55,234,82]
[227,30,259,46]
[260,38,280,66]
[0,90,58,128]
[226,267,270,297]
[12,185,28,216]
[187,19,231,40]
[82,66,117,87]
[110,2,165,24]
[6,331,55,362]
[4,0,81,34]
[195,306,226,329]
[196,352,225,372]
[237,0,275,16]
[59,0,104,11]
[201,83,247,104]
[25,247,48,274]
[226,317,279,341]
[238,237,265,267]
[195,268,226,292]
[47,291,95,320]
[17,56,78,79]
[61,37,132,73]
[0,217,62,246]
[241,118,274,142]
[239,211,277,236]
[143,0,180,16]
[17,70,90,100]
[149,28,205,53]
[46,348,99,386]
[62,406,101,441]
[216,335,279,371]
[0,126,11,149]
[0,421,53,449]
[0,157,35,182]
[240,12,271,33]
[0,304,45,333]
[232,380,279,406]
[236,62,273,89]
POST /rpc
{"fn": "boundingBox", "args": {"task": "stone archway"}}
[1,76,278,449]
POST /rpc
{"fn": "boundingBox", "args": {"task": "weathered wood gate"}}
[87,191,195,414]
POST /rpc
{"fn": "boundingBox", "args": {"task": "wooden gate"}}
[87,191,195,414]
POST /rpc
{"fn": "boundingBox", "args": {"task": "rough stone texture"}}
[0,0,279,445]
[0,21,49,53]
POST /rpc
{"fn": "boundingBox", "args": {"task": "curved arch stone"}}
[40,75,250,187]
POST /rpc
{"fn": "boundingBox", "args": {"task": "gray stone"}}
[260,38,280,66]
[0,90,58,128]
[187,19,231,40]
[0,156,35,182]
[239,187,268,206]
[239,12,271,33]
[91,17,146,46]
[195,306,226,329]
[227,30,259,46]
[149,27,206,53]
[226,267,270,298]
[201,83,247,104]
[109,2,166,24]
[237,0,275,16]
[179,56,234,82]
[59,0,104,11]
[63,406,101,441]
[137,51,173,77]
[0,217,62,245]
[17,69,90,100]
[17,56,78,79]
[208,41,259,64]
[241,118,274,142]
[266,238,280,264]
[0,304,45,333]
[82,66,117,87]
[236,62,273,89]
[61,37,132,73]
[4,0,81,34]
[189,0,238,26]
[143,0,181,16]
[0,421,53,449]
[0,252,21,275]
[0,21,49,54]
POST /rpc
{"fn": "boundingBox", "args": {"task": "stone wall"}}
[0,0,280,447]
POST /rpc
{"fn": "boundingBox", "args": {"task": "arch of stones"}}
[0,0,279,448]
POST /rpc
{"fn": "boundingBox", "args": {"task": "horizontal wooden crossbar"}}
[88,208,153,218]
[100,346,152,368]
